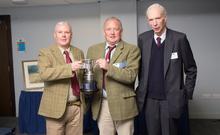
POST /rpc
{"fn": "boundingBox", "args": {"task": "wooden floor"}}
[1,117,220,135]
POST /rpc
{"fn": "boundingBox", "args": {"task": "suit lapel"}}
[70,46,78,61]
[164,29,174,77]
[91,43,105,73]
[99,43,106,59]
[110,41,123,64]
[51,45,65,64]
[144,33,153,67]
[142,32,153,84]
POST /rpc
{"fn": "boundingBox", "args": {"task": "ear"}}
[164,16,167,23]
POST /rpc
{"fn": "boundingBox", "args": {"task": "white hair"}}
[146,3,167,18]
[54,21,72,33]
[103,16,123,31]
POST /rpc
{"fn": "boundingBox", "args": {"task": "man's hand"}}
[71,61,83,71]
[96,58,109,70]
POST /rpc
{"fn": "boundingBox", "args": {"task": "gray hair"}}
[54,21,72,33]
[103,17,123,31]
[146,3,167,18]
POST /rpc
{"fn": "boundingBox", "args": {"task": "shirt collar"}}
[105,42,117,50]
[58,46,71,54]
[154,28,167,43]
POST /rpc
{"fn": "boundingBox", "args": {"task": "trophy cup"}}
[81,59,97,95]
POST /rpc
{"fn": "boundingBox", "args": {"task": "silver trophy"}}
[81,59,97,95]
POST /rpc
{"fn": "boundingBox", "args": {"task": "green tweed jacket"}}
[38,45,84,119]
[86,40,140,121]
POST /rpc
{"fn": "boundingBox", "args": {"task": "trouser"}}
[144,98,179,135]
[98,99,134,135]
[46,104,83,135]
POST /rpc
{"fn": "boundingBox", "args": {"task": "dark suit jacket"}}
[136,29,197,118]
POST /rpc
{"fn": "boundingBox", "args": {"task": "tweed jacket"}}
[86,40,140,121]
[38,45,84,119]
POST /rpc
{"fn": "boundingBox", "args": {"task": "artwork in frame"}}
[22,60,44,90]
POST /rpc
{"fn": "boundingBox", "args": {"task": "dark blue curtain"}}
[18,91,46,134]
[83,96,99,135]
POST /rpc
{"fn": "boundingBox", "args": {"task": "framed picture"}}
[22,60,44,90]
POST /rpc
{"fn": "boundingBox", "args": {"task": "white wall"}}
[2,0,220,119]
[0,0,137,116]
[137,0,220,119]
[100,0,137,44]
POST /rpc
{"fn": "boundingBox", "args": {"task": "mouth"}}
[154,27,160,31]
[61,39,67,42]
[109,36,116,39]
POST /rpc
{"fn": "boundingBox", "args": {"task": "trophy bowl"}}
[81,59,97,95]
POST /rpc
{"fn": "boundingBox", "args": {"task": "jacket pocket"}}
[122,91,136,99]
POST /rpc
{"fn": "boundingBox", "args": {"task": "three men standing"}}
[37,3,197,135]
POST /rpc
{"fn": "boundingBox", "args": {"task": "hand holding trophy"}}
[80,59,97,95]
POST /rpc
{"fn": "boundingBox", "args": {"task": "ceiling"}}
[0,0,117,8]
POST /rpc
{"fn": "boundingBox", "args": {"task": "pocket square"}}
[113,61,127,68]
[171,52,178,59]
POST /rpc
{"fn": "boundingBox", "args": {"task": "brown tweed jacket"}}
[38,45,84,119]
[86,40,140,121]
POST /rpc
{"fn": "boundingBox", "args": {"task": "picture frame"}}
[22,60,44,90]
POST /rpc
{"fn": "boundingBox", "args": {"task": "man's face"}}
[54,24,72,48]
[147,7,167,36]
[104,20,122,46]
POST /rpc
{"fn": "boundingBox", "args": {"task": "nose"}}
[152,19,157,26]
[110,29,115,34]
[61,32,66,37]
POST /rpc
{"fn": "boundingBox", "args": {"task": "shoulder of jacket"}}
[121,40,138,49]
[40,45,56,53]
[88,42,104,50]
[138,30,153,38]
[168,28,186,38]
[71,45,84,54]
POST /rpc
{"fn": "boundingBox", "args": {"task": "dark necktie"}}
[102,46,116,89]
[156,37,161,48]
[64,51,80,97]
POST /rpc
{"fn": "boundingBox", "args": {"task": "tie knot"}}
[108,45,116,52]
[64,50,72,63]
[156,37,161,47]
[64,50,69,55]
[105,45,116,63]
[156,37,161,44]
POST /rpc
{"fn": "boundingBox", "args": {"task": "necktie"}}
[156,37,161,47]
[64,51,80,97]
[102,46,116,89]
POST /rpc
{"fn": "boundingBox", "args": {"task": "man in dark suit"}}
[136,3,197,135]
